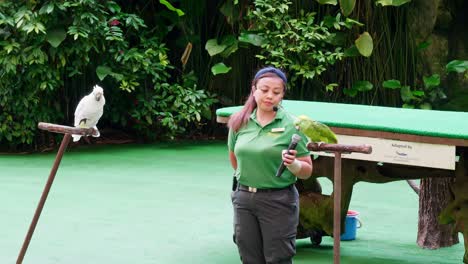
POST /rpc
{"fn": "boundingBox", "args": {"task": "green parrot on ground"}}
[294,115,338,144]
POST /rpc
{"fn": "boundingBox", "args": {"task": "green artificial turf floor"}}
[0,141,464,264]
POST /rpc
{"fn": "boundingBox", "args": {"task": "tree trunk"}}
[417,177,459,248]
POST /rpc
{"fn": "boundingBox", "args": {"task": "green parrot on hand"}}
[294,115,338,144]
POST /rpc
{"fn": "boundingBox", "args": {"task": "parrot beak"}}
[95,92,102,101]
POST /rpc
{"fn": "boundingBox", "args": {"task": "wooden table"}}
[217,100,468,264]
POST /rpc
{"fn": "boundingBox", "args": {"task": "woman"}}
[227,67,313,264]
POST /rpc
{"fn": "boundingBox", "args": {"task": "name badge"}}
[271,127,285,133]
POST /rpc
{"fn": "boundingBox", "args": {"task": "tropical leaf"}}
[159,0,185,16]
[343,87,358,97]
[412,90,425,97]
[110,72,124,81]
[345,18,364,27]
[355,32,373,57]
[315,0,338,4]
[96,65,112,81]
[220,0,240,25]
[375,0,412,6]
[238,32,265,47]
[446,60,468,73]
[340,0,356,17]
[400,86,413,102]
[107,1,121,13]
[325,83,338,92]
[211,63,231,75]
[382,80,401,89]
[39,3,54,14]
[423,74,440,89]
[46,28,66,48]
[220,35,238,58]
[205,39,226,56]
[353,81,373,91]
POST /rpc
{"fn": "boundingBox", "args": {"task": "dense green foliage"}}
[0,0,215,149]
[248,0,347,82]
[1,0,467,150]
[204,0,416,104]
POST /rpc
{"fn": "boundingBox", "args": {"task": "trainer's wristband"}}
[286,159,302,174]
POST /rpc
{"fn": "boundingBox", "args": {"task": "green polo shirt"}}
[228,108,310,189]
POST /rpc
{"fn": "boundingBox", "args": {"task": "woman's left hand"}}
[282,149,297,166]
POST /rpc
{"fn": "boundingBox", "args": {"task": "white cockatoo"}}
[72,85,106,142]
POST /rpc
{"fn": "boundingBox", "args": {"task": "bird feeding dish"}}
[340,210,362,241]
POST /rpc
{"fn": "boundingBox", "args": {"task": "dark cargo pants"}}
[231,185,299,264]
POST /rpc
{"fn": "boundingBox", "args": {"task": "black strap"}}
[231,175,238,191]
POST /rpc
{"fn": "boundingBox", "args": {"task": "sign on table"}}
[312,135,456,170]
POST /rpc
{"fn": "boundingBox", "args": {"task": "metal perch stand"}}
[16,122,97,264]
[308,142,372,264]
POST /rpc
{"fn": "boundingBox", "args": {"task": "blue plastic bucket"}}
[340,210,361,241]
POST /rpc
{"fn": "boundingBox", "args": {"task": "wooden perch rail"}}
[308,142,372,154]
[38,122,97,136]
[306,142,372,264]
[18,122,98,264]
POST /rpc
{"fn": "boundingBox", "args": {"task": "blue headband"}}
[254,67,287,85]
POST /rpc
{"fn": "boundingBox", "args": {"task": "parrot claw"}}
[92,126,100,137]
[311,141,322,147]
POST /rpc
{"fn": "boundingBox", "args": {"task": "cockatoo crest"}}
[92,85,104,102]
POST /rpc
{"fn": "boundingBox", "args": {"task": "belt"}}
[237,184,293,193]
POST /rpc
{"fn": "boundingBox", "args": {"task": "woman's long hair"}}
[228,71,286,132]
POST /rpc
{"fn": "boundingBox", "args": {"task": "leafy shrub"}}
[248,0,346,82]
[0,1,216,149]
[130,72,216,140]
